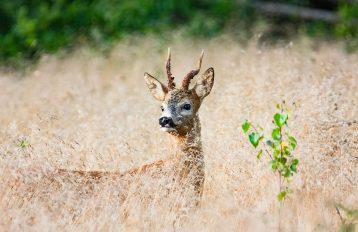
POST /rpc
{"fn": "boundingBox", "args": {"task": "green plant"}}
[0,0,254,66]
[242,101,298,203]
[336,2,358,52]
[19,138,30,149]
[336,204,358,232]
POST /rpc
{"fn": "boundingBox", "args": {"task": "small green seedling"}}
[336,204,358,232]
[19,138,30,149]
[242,101,299,203]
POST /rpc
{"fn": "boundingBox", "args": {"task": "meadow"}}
[0,36,357,231]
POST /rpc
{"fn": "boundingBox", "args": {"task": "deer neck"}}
[169,115,204,186]
[170,116,203,161]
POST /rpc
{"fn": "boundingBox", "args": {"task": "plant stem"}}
[279,126,283,160]
[335,206,344,223]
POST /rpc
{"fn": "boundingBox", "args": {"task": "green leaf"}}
[290,164,297,173]
[19,139,30,149]
[290,159,299,173]
[274,113,288,128]
[248,132,262,148]
[291,159,299,165]
[257,149,263,160]
[283,146,290,156]
[288,135,297,149]
[277,161,285,171]
[241,120,251,133]
[280,157,287,165]
[273,150,280,158]
[277,191,287,202]
[266,140,274,148]
[272,128,281,141]
[270,160,278,170]
[282,166,291,177]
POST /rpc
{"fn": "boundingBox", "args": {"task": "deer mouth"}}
[160,121,177,132]
[161,126,176,132]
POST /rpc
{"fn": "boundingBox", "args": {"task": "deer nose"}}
[159,117,172,127]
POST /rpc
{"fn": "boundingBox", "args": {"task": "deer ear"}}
[144,72,168,101]
[193,67,214,99]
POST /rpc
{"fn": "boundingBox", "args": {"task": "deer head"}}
[144,49,214,136]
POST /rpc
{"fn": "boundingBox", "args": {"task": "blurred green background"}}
[0,0,357,65]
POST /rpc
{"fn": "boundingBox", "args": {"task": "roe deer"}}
[65,49,213,202]
[142,48,214,199]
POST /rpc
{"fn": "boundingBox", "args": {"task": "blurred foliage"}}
[337,2,358,51]
[0,0,253,65]
[336,204,358,232]
[0,0,357,65]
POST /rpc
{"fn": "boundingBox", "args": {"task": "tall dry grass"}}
[0,36,357,231]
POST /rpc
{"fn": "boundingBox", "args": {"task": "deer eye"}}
[160,106,164,112]
[183,104,191,110]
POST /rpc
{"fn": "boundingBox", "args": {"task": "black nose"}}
[159,117,172,127]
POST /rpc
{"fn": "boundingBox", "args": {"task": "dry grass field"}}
[0,36,357,231]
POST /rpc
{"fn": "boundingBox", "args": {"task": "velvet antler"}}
[166,48,175,89]
[182,50,204,91]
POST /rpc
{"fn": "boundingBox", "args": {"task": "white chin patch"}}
[160,127,176,132]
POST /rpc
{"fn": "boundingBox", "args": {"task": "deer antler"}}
[182,50,204,91]
[166,48,175,89]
